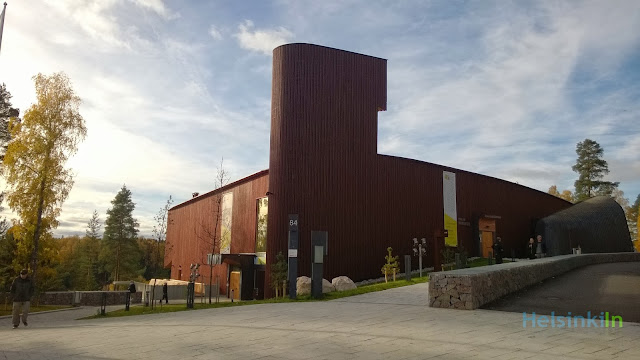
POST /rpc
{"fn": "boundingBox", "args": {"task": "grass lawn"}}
[0,304,72,317]
[80,275,429,320]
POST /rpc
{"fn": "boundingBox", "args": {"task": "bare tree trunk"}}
[115,243,120,281]
[208,263,214,304]
[30,177,47,284]
[156,240,161,277]
[209,195,222,304]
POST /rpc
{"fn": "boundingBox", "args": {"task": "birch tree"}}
[2,73,86,282]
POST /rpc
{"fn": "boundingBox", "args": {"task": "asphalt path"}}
[483,261,640,323]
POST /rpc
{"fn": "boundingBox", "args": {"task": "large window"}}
[255,197,268,264]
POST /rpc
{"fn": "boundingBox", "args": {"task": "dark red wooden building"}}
[165,43,571,300]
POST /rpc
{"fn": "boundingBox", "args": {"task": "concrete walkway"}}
[0,282,638,359]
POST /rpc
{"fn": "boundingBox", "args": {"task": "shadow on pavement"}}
[482,262,640,323]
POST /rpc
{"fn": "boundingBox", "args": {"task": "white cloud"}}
[46,0,130,50]
[234,20,294,55]
[375,1,640,198]
[130,0,178,19]
[1,0,638,237]
[209,25,223,40]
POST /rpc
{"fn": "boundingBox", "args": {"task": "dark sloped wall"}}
[536,196,633,256]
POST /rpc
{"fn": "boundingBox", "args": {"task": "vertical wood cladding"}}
[165,171,268,293]
[266,43,570,293]
[375,155,571,264]
[267,44,387,292]
[169,43,572,298]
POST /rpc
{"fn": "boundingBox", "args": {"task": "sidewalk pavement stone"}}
[1,282,639,359]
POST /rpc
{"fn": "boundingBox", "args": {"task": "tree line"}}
[0,186,172,292]
[0,74,172,293]
[548,138,639,247]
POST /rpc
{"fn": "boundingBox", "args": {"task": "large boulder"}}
[331,276,357,291]
[296,276,311,296]
[323,278,335,293]
[297,276,336,295]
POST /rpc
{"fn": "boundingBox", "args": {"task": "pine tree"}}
[0,82,20,160]
[77,211,102,289]
[572,139,618,201]
[86,210,101,240]
[100,185,140,281]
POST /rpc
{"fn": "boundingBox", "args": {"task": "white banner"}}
[443,171,458,247]
[220,192,233,254]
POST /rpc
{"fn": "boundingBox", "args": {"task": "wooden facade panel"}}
[169,43,572,298]
[266,44,570,291]
[165,171,269,293]
[375,155,571,264]
[267,44,387,291]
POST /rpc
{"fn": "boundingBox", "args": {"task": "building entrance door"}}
[479,218,496,258]
[481,231,494,258]
[229,271,241,300]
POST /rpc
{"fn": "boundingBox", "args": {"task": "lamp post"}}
[412,238,427,277]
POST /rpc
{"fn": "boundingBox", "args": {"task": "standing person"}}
[127,280,136,307]
[162,282,168,304]
[536,235,546,258]
[493,237,504,264]
[10,269,34,329]
[527,238,536,259]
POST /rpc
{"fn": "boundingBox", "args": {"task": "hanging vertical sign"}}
[443,171,458,247]
[220,192,233,254]
[288,214,298,299]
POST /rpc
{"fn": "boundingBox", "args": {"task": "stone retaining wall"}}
[429,252,640,310]
[1,291,142,306]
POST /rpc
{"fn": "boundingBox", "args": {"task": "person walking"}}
[493,237,504,264]
[127,280,136,308]
[10,269,34,329]
[162,282,168,304]
[536,235,546,258]
[527,238,536,259]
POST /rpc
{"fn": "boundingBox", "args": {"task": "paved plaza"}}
[485,262,640,322]
[1,282,639,359]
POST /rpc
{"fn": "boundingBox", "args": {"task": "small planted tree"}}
[270,251,288,298]
[456,244,468,269]
[441,247,455,271]
[381,247,400,282]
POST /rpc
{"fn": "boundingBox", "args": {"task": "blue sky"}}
[0,0,638,237]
